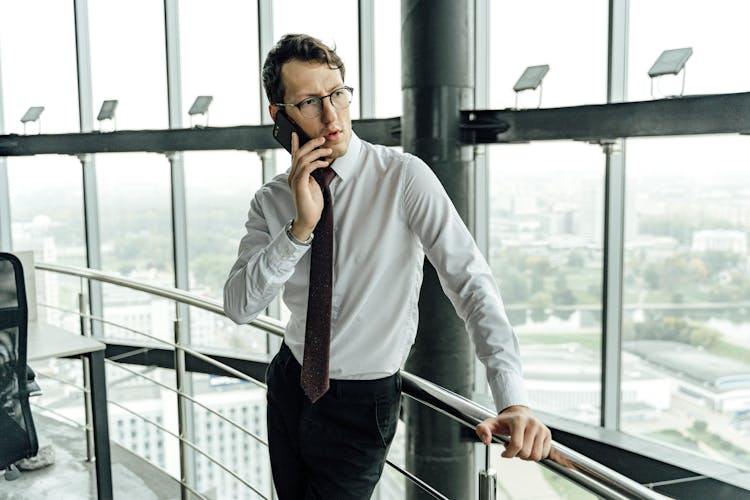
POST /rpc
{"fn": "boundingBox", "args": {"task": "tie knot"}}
[314,167,337,189]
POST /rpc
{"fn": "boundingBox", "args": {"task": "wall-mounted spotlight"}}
[648,47,692,98]
[188,95,213,127]
[20,106,45,134]
[97,99,118,132]
[513,64,549,109]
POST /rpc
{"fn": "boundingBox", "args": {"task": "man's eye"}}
[300,97,319,107]
[332,89,346,98]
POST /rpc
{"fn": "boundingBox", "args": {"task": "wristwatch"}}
[285,219,313,246]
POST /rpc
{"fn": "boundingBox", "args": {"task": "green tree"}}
[498,269,530,304]
[552,275,576,320]
[567,250,585,268]
[633,316,721,348]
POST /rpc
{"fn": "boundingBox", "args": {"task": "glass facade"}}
[622,135,750,469]
[487,141,606,424]
[2,0,750,497]
[489,0,607,109]
[0,1,79,134]
[178,1,261,127]
[88,0,169,130]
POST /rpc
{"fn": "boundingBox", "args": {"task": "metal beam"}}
[461,92,750,144]
[102,342,270,383]
[7,91,750,157]
[0,117,401,157]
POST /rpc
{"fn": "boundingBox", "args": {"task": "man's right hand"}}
[287,133,332,241]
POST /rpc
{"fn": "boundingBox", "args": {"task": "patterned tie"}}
[301,167,337,402]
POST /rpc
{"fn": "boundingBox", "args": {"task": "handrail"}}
[35,262,286,336]
[35,300,268,500]
[36,262,672,499]
[401,372,670,500]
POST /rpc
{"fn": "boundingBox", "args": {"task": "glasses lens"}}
[331,88,353,109]
[299,97,323,118]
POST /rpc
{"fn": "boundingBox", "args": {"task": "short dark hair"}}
[262,34,346,105]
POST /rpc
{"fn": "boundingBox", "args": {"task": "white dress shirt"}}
[224,132,528,411]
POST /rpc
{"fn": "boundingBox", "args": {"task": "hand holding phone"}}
[273,110,312,154]
[276,109,331,240]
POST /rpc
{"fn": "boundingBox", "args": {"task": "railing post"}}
[478,446,496,500]
[79,291,95,462]
[174,318,190,500]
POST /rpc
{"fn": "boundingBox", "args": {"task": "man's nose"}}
[320,97,338,122]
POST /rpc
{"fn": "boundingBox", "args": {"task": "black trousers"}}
[266,343,401,499]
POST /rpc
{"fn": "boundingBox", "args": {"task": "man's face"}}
[273,60,352,162]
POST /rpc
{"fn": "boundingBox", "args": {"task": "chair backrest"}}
[0,252,38,469]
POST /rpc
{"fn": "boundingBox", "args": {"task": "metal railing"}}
[35,261,671,499]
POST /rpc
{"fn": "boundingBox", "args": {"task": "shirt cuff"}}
[488,371,530,414]
[266,223,311,273]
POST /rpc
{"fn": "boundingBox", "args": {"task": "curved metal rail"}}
[36,261,672,499]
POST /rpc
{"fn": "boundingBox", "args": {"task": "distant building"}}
[691,230,747,254]
[626,340,750,414]
[521,343,671,425]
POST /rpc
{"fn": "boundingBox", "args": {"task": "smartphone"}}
[273,110,312,154]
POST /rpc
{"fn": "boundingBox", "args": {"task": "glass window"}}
[373,0,401,118]
[8,156,86,331]
[489,0,608,109]
[493,448,597,499]
[488,142,605,424]
[184,150,269,354]
[96,153,174,342]
[178,1,260,127]
[622,135,750,471]
[106,365,177,473]
[628,1,750,101]
[88,1,168,130]
[185,151,262,298]
[0,1,79,134]
[191,372,272,497]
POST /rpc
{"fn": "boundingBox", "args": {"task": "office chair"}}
[0,252,39,479]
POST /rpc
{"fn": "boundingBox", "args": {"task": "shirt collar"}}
[329,131,361,182]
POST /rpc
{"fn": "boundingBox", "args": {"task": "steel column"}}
[402,0,476,498]
[163,0,197,488]
[0,157,10,250]
[87,349,113,500]
[73,0,104,338]
[358,0,376,118]
[472,0,493,486]
[257,0,274,125]
[601,0,629,430]
[0,38,10,250]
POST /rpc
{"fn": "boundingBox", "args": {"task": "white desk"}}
[26,321,113,500]
[27,321,104,362]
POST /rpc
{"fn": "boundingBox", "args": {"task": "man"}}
[224,33,551,499]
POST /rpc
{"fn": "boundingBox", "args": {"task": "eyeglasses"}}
[273,86,354,119]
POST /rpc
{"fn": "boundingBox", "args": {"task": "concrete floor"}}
[1,413,183,500]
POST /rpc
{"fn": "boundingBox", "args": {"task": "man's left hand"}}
[475,405,551,461]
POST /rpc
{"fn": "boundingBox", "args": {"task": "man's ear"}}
[269,105,278,122]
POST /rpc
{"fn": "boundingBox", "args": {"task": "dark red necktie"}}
[301,167,337,402]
